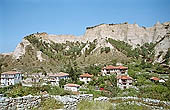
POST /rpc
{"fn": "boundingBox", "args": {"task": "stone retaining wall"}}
[110,97,170,106]
[110,97,170,109]
[0,95,41,110]
[51,94,93,110]
[1,95,170,110]
[0,94,93,110]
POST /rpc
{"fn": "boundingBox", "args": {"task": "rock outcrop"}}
[12,39,31,59]
[12,22,170,62]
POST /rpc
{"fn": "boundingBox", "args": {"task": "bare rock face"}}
[83,22,169,47]
[36,51,45,62]
[40,34,83,43]
[12,22,170,62]
[33,22,170,49]
[12,39,31,59]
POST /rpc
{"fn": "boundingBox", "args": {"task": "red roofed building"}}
[117,75,133,89]
[64,83,80,92]
[79,73,93,84]
[102,65,128,76]
[150,77,160,82]
[1,71,22,86]
[48,72,69,86]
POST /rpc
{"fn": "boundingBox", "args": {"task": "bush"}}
[1,84,72,98]
[33,97,64,110]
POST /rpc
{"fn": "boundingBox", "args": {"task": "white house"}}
[102,65,128,76]
[1,71,22,86]
[79,73,93,84]
[64,83,80,92]
[48,72,69,86]
[117,75,133,89]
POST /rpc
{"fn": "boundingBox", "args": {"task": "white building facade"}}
[48,72,69,86]
[1,71,22,86]
[79,73,93,84]
[102,65,128,76]
[64,83,80,92]
[117,75,133,89]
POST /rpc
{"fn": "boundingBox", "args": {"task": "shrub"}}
[33,97,64,110]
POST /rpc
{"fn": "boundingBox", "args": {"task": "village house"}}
[150,77,165,83]
[22,73,49,87]
[0,71,22,86]
[101,65,128,76]
[117,75,133,89]
[64,83,80,92]
[79,73,93,84]
[48,72,69,86]
[150,77,160,82]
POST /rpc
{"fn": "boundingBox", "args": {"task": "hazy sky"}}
[0,0,170,53]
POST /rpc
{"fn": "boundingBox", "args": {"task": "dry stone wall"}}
[0,94,93,110]
[0,95,41,110]
[1,94,170,110]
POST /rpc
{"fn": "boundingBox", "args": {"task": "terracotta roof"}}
[65,83,80,87]
[118,66,128,69]
[49,72,69,77]
[117,75,133,80]
[80,73,93,78]
[103,65,128,70]
[150,77,160,81]
[1,71,21,75]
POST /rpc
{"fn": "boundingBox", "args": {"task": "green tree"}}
[163,48,170,64]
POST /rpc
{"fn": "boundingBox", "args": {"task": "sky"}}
[0,0,170,53]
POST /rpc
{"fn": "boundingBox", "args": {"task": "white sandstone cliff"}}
[12,22,170,61]
[12,39,31,59]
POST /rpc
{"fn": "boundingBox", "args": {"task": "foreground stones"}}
[0,95,170,110]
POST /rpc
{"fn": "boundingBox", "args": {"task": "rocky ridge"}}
[12,22,170,62]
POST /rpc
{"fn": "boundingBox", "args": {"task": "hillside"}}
[0,22,170,73]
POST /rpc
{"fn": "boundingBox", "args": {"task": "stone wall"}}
[0,95,41,110]
[110,97,170,110]
[1,95,169,110]
[0,94,93,110]
[51,94,93,110]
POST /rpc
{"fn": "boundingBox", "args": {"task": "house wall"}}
[117,79,132,89]
[79,77,92,84]
[102,69,127,76]
[1,73,22,86]
[49,76,69,86]
[64,86,79,92]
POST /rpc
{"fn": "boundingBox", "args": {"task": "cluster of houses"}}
[101,65,133,89]
[0,65,166,92]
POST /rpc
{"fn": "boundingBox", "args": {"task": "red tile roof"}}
[117,75,133,80]
[80,73,93,78]
[65,83,80,87]
[150,77,160,81]
[118,66,128,69]
[49,72,69,77]
[1,71,21,75]
[103,65,128,70]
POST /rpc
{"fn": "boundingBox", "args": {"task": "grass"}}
[109,98,170,110]
[77,100,113,110]
[33,97,64,110]
[114,102,151,110]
